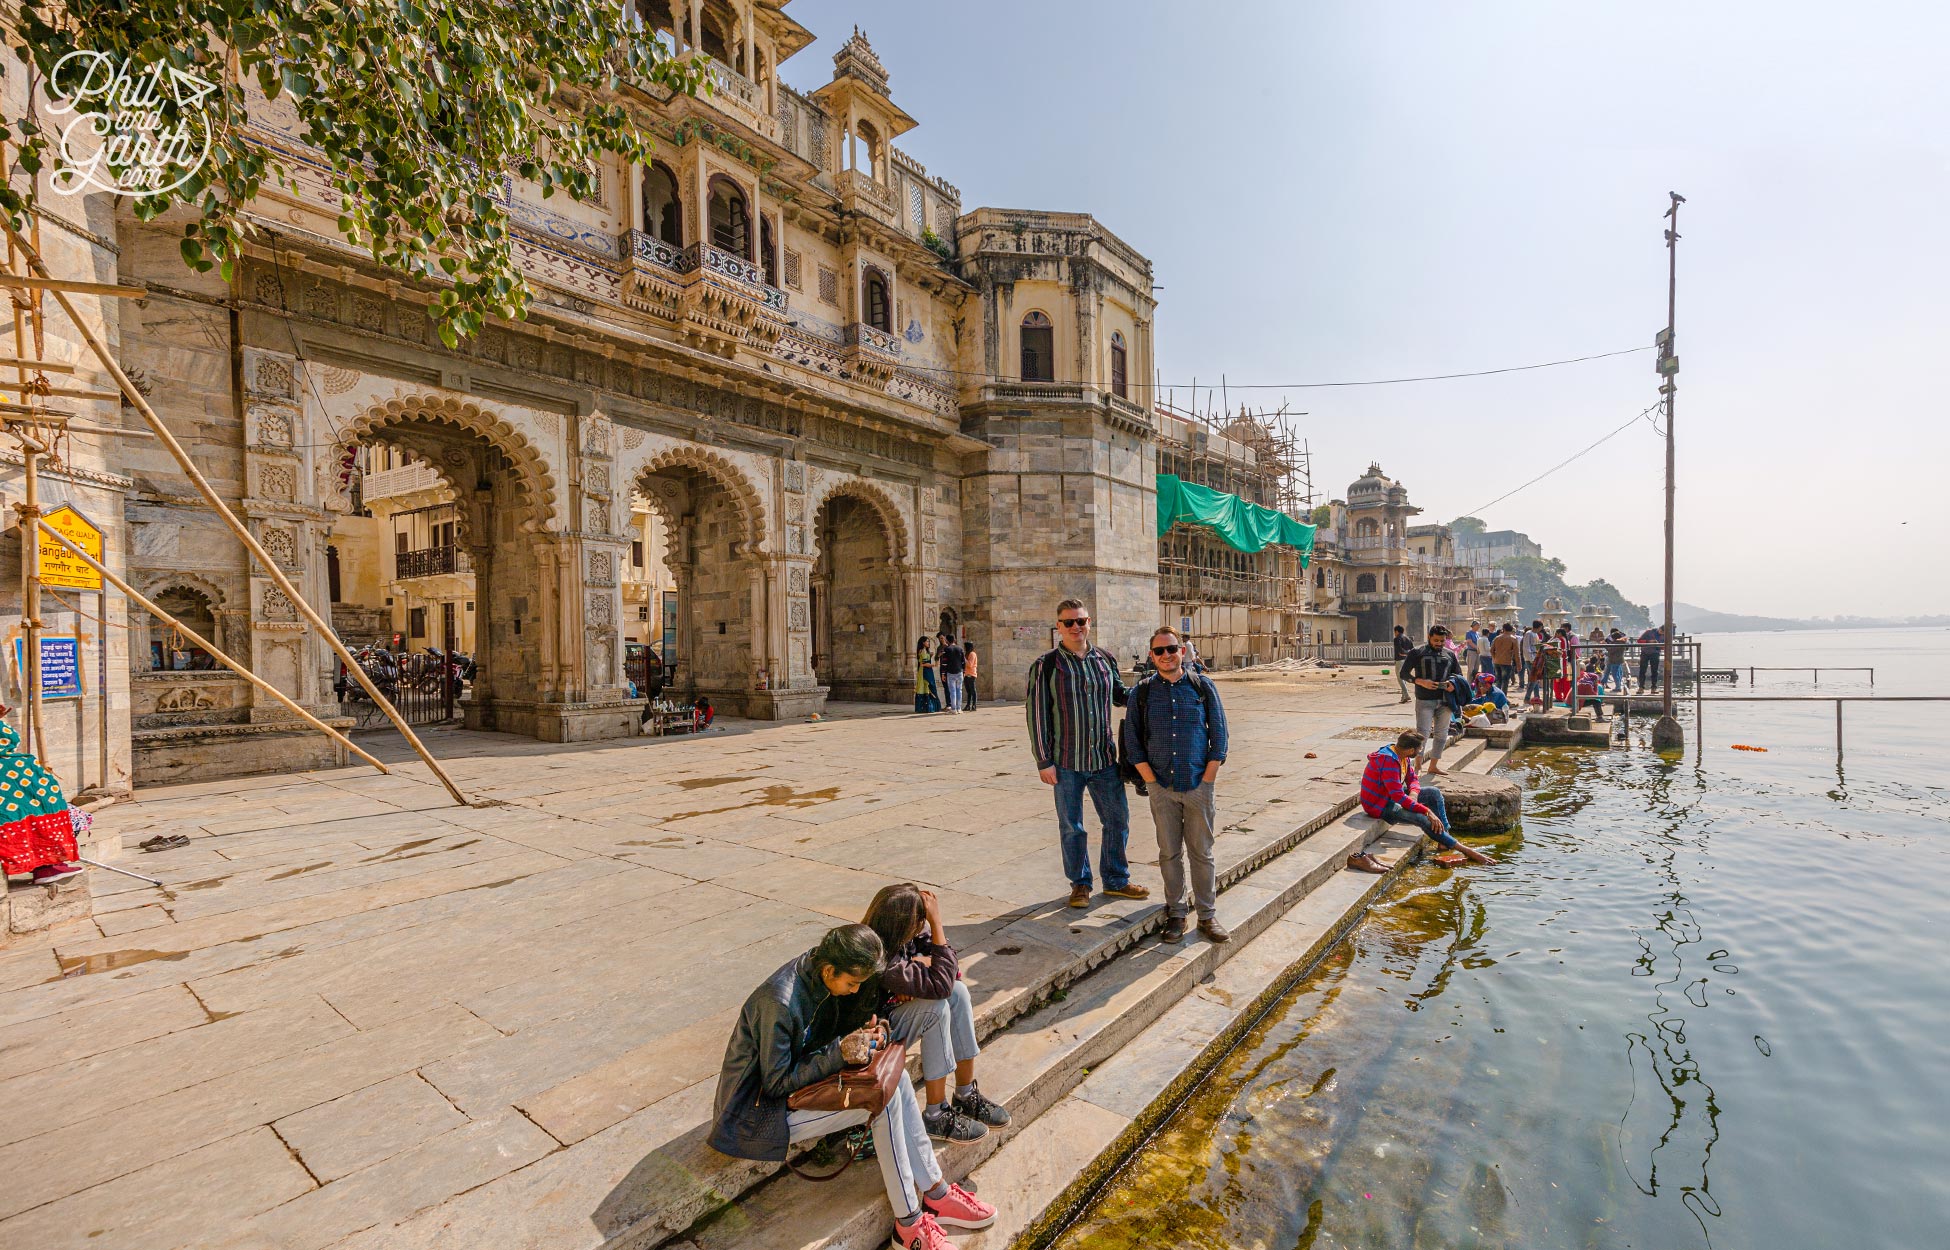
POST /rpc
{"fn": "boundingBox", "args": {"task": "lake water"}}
[1051,629,1950,1250]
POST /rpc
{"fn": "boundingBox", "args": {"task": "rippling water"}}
[1052,630,1950,1250]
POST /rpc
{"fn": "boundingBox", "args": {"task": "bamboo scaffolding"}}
[2,222,471,805]
[37,519,392,775]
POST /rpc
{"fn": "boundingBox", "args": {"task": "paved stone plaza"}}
[0,671,1412,1250]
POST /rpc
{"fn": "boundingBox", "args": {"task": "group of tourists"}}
[913,634,978,714]
[1397,619,1668,715]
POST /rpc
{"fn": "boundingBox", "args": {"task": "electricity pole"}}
[1653,192,1685,750]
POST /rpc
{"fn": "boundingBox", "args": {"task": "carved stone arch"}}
[631,444,768,548]
[322,394,561,533]
[136,571,230,615]
[808,475,910,562]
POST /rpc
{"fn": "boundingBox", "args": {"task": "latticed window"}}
[818,265,839,305]
[708,176,751,258]
[1110,330,1128,398]
[909,183,925,230]
[864,269,891,333]
[783,249,802,290]
[1020,310,1054,382]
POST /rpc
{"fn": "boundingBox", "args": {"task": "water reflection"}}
[1052,715,1950,1250]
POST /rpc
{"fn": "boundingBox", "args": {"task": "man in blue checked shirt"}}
[1126,626,1230,944]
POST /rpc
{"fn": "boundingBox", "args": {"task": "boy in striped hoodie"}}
[1350,731,1493,872]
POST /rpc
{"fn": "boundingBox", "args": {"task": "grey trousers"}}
[1414,699,1453,764]
[1148,780,1218,920]
[887,980,980,1085]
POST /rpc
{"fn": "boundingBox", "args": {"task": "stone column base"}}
[4,875,92,950]
[745,686,829,721]
[483,700,642,743]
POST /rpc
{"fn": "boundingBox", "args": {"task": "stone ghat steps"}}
[672,742,1496,1250]
[1517,706,1615,747]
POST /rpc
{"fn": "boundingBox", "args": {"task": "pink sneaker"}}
[922,1182,996,1230]
[31,863,82,885]
[891,1212,957,1250]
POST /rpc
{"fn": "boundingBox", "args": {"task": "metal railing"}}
[1595,692,1947,754]
[1741,666,1874,685]
[395,546,471,579]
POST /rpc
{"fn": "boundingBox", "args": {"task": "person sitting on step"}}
[709,924,997,1250]
[1350,730,1493,873]
[862,884,1011,1145]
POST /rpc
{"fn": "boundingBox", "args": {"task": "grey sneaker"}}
[923,1104,989,1143]
[953,1083,1011,1128]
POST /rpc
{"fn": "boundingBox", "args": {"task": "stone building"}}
[1330,463,1482,643]
[7,10,1160,786]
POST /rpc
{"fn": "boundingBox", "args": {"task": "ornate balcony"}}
[699,60,778,141]
[622,231,789,356]
[836,169,900,228]
[843,322,903,384]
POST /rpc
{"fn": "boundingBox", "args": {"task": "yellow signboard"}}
[38,504,104,590]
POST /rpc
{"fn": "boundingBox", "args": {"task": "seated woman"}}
[863,884,1012,1144]
[710,924,996,1250]
[1470,671,1511,715]
[0,706,83,886]
[692,695,715,731]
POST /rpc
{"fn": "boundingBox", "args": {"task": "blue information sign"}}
[13,636,83,700]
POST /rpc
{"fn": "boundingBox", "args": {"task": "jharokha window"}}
[642,162,682,246]
[1020,310,1054,382]
[864,268,891,333]
[1110,330,1128,398]
[707,175,751,259]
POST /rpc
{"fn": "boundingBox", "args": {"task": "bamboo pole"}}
[0,275,147,298]
[3,223,470,805]
[37,519,393,775]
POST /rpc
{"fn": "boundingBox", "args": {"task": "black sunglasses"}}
[1151,644,1181,656]
[1058,617,1090,628]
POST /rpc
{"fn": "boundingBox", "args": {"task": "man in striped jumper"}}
[1026,598,1152,909]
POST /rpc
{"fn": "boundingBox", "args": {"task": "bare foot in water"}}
[1346,852,1390,874]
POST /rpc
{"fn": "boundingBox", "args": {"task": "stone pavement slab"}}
[0,670,1424,1249]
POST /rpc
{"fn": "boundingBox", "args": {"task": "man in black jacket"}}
[1392,624,1414,703]
[1403,624,1463,775]
[709,925,996,1246]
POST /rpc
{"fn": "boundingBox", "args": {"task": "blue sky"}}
[782,1,1950,617]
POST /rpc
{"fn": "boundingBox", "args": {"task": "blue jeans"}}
[1054,764,1131,890]
[942,673,963,711]
[1379,784,1460,850]
[1605,663,1627,691]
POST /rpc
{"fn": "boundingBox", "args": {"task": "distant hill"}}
[1661,601,1950,633]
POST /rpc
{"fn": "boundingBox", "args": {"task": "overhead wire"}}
[1463,402,1663,518]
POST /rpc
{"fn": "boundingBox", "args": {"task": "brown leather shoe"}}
[1197,918,1231,943]
[1102,883,1150,901]
[1068,883,1091,908]
[1160,914,1188,942]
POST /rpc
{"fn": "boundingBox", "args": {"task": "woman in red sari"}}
[0,705,81,885]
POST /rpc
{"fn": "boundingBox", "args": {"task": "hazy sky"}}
[781,1,1950,618]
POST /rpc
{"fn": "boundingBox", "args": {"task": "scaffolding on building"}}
[1154,398,1321,668]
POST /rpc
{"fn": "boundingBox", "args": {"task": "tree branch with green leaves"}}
[1,0,702,346]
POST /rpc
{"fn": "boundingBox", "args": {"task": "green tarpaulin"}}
[1156,473,1316,563]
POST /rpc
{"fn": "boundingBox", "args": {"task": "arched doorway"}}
[811,490,901,702]
[326,398,557,733]
[634,451,766,713]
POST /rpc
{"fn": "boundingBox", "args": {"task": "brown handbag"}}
[787,1040,908,1117]
[783,1042,909,1183]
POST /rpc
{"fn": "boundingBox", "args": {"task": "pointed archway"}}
[632,447,769,714]
[324,396,558,733]
[810,482,908,702]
